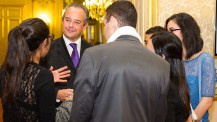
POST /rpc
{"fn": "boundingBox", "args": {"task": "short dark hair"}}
[63,3,89,23]
[105,1,137,28]
[145,26,166,34]
[165,13,203,59]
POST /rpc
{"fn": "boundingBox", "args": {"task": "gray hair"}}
[62,3,89,23]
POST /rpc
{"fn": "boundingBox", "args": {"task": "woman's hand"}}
[50,66,71,82]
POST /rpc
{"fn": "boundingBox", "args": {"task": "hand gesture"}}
[50,66,71,83]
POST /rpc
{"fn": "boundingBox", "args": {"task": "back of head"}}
[18,18,50,52]
[151,31,190,120]
[151,31,182,60]
[1,18,49,103]
[145,26,166,34]
[105,0,137,28]
[165,12,203,59]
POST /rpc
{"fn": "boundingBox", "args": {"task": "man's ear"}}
[110,16,118,30]
[83,22,88,31]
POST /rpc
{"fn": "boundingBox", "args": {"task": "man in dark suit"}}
[43,3,91,102]
[70,1,170,122]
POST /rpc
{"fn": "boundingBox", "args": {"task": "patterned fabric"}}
[56,100,73,122]
[183,52,216,122]
[3,63,40,122]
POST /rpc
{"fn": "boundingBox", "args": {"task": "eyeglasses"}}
[169,28,181,33]
[48,34,54,42]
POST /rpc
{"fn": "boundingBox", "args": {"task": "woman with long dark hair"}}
[146,31,190,122]
[166,13,216,122]
[0,18,55,121]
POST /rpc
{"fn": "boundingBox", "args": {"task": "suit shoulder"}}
[52,37,62,44]
[81,40,91,48]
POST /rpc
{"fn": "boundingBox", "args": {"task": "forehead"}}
[64,7,85,21]
[145,34,152,40]
[167,20,179,28]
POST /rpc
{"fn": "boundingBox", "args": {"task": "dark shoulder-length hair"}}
[165,13,203,60]
[0,18,49,104]
[151,31,190,120]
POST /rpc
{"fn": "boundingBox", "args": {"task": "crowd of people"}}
[0,0,216,122]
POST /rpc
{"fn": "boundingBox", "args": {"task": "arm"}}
[69,50,95,122]
[188,54,216,121]
[36,69,56,122]
[51,66,72,101]
[187,97,213,121]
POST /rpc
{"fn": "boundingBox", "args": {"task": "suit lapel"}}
[80,40,86,59]
[57,37,75,68]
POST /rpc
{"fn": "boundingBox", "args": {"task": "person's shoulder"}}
[52,37,63,44]
[35,64,53,79]
[81,39,91,47]
[200,52,213,58]
[198,52,214,62]
[35,66,54,86]
[49,37,64,50]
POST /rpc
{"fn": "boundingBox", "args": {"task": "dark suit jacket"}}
[41,37,91,92]
[70,35,170,122]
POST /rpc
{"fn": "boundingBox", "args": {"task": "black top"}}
[0,62,56,122]
[165,82,187,122]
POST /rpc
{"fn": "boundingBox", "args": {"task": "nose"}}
[68,21,75,28]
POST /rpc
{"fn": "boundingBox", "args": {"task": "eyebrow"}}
[64,17,82,23]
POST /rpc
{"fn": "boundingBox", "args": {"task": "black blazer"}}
[41,37,91,91]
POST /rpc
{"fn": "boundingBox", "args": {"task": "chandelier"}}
[83,0,114,23]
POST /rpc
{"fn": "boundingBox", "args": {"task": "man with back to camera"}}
[42,3,91,103]
[70,1,170,122]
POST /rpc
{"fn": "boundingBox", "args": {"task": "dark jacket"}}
[41,37,90,91]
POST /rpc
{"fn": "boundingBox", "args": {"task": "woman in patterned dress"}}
[0,18,55,122]
[166,13,216,122]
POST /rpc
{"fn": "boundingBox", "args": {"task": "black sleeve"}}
[35,68,56,122]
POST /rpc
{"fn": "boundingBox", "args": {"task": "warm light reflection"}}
[83,0,113,23]
[38,13,51,24]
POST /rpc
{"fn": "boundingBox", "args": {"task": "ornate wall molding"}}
[33,0,55,7]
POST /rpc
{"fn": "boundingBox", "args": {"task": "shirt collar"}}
[106,26,142,43]
[63,34,81,49]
